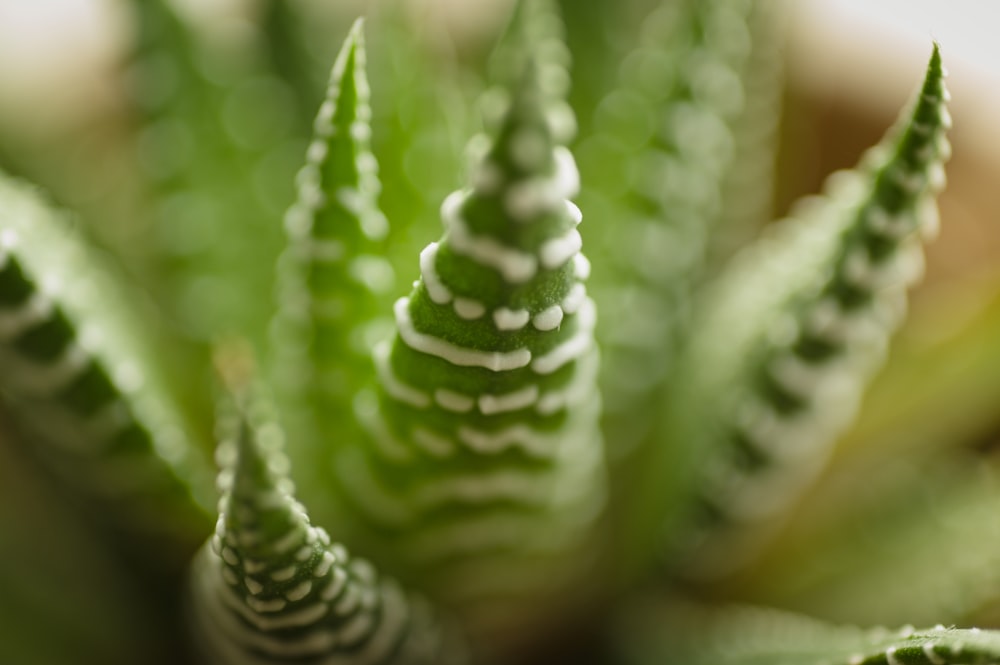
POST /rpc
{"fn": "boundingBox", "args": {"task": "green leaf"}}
[0,172,212,557]
[271,18,393,516]
[657,44,951,577]
[335,60,605,640]
[615,599,1000,665]
[189,352,467,664]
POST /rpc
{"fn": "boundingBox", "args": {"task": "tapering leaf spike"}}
[658,43,951,578]
[190,346,467,664]
[335,56,605,645]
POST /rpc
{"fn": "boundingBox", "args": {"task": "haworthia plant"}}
[0,172,212,558]
[337,57,603,639]
[1,4,995,665]
[190,353,467,664]
[615,599,1000,665]
[659,44,950,577]
[272,19,392,519]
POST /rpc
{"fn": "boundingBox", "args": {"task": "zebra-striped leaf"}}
[271,19,393,519]
[335,57,605,644]
[0,172,212,559]
[615,599,1000,665]
[189,354,467,664]
[658,44,950,577]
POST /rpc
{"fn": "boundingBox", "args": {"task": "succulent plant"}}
[2,1,999,665]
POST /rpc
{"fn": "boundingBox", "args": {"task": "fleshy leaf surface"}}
[658,44,951,576]
[336,60,605,643]
[616,599,1000,665]
[189,355,467,665]
[0,172,212,554]
[271,19,393,514]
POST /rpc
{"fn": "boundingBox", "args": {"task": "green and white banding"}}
[272,20,392,507]
[190,380,467,665]
[340,62,605,611]
[0,173,211,536]
[586,0,762,457]
[274,17,390,400]
[616,599,1000,665]
[671,45,951,577]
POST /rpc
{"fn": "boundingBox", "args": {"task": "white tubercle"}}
[349,255,394,293]
[284,580,313,602]
[306,139,328,164]
[413,468,552,508]
[503,146,581,222]
[373,341,431,409]
[419,243,451,305]
[561,283,587,315]
[573,253,591,280]
[553,147,581,199]
[303,239,344,262]
[349,119,371,143]
[532,305,564,331]
[866,208,912,240]
[532,298,596,375]
[12,343,90,395]
[453,298,485,320]
[270,565,298,582]
[412,427,456,458]
[434,388,475,413]
[493,307,531,331]
[894,168,925,195]
[478,385,540,415]
[419,240,487,319]
[377,368,587,417]
[767,351,828,401]
[472,160,503,194]
[395,298,531,371]
[566,201,583,226]
[0,228,17,253]
[457,423,556,457]
[313,99,336,135]
[0,291,54,340]
[505,179,560,222]
[539,228,582,270]
[923,642,946,665]
[536,347,599,415]
[442,191,538,283]
[359,406,415,464]
[509,128,549,170]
